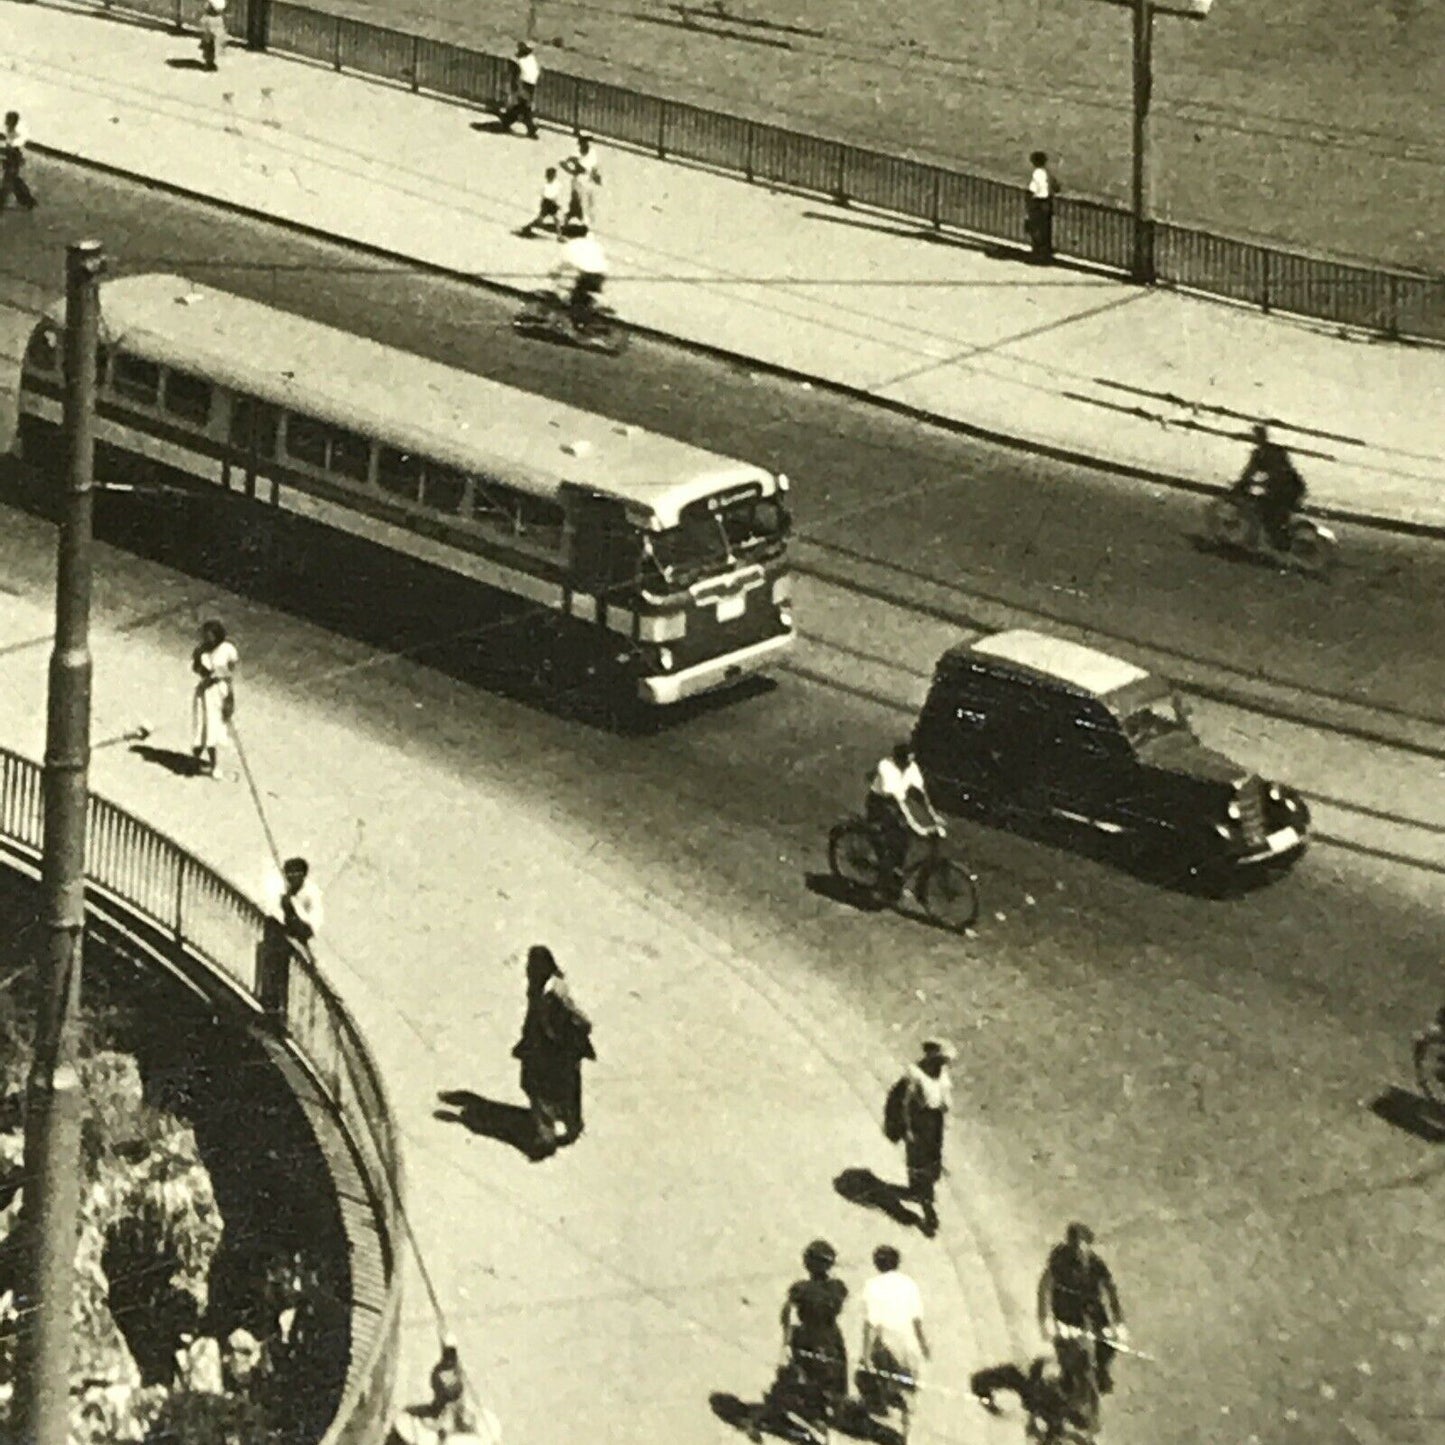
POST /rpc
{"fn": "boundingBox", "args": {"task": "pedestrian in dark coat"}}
[512,944,595,1156]
[749,1240,848,1443]
[1,112,38,213]
[901,1038,954,1236]
[1038,1222,1128,1394]
[1025,150,1057,263]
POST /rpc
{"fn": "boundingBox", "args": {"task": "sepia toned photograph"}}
[0,1,1441,1442]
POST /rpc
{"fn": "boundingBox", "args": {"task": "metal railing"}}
[43,0,1445,341]
[0,743,402,1445]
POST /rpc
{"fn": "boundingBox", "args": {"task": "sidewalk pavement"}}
[0,545,1047,1443]
[5,1,1445,534]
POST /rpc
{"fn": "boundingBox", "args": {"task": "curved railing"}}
[0,743,402,1445]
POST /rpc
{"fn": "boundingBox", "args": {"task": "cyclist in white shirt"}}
[551,229,609,329]
[867,741,943,896]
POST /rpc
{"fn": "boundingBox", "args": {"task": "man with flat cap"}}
[900,1038,954,1236]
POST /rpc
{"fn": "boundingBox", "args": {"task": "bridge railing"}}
[0,743,402,1445]
[40,0,1445,341]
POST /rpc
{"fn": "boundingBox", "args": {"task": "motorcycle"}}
[513,289,628,355]
[1205,488,1336,577]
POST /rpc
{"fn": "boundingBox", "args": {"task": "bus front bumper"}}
[639,630,795,706]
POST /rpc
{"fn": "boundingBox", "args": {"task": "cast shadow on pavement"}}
[834,1167,926,1232]
[804,872,886,913]
[166,57,214,71]
[130,743,203,778]
[1370,1087,1445,1144]
[434,1089,537,1157]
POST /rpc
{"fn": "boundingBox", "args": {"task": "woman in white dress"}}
[191,619,238,777]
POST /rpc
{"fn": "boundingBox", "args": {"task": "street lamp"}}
[1093,0,1213,282]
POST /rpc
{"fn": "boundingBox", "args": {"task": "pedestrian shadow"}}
[834,1167,923,1231]
[166,57,214,71]
[1370,1086,1445,1144]
[130,743,202,777]
[434,1089,537,1156]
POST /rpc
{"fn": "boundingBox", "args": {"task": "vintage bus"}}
[16,274,794,705]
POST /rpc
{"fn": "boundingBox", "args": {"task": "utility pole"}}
[14,239,105,1445]
[1130,0,1155,282]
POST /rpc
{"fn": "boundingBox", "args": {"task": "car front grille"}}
[1235,779,1268,848]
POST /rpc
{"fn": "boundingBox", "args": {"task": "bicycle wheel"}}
[829,820,884,892]
[1288,518,1336,579]
[918,855,979,933]
[1206,495,1258,551]
[1414,1033,1445,1107]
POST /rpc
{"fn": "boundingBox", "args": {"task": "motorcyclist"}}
[866,742,944,898]
[550,229,610,331]
[1234,422,1306,551]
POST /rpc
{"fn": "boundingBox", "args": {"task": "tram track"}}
[789,577,1445,878]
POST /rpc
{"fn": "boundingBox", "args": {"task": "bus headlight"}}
[777,602,794,631]
[1226,800,1242,821]
[655,647,675,672]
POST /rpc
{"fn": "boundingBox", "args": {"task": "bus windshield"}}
[646,495,788,585]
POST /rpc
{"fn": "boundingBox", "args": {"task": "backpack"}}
[882,1074,910,1143]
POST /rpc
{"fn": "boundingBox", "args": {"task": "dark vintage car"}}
[912,629,1309,876]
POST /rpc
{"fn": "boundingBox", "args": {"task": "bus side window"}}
[518,495,565,550]
[112,352,161,407]
[472,478,516,532]
[422,464,468,516]
[24,327,58,375]
[329,428,372,483]
[163,370,214,427]
[376,447,424,501]
[229,397,278,457]
[284,414,329,470]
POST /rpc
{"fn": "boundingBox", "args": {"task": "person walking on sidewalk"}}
[517,165,564,237]
[858,1245,930,1437]
[900,1038,954,1237]
[749,1239,849,1444]
[498,41,541,137]
[512,944,596,1157]
[1025,150,1057,263]
[190,618,238,778]
[198,0,228,71]
[562,132,602,231]
[1038,1222,1128,1395]
[1,112,37,213]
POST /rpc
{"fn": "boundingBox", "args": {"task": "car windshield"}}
[1121,693,1191,747]
[645,495,788,585]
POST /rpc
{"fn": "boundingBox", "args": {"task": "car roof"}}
[951,629,1153,699]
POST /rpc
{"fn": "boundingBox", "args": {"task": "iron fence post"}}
[1260,249,1271,314]
[410,34,420,92]
[657,98,667,160]
[930,168,942,230]
[1384,274,1399,340]
[173,855,186,943]
[333,15,342,71]
[744,123,755,184]
[172,0,184,35]
[833,144,848,206]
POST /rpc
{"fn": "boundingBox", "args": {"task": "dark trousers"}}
[1026,196,1053,261]
[1,153,36,210]
[498,85,538,137]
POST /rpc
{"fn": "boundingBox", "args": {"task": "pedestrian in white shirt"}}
[1026,149,1057,263]
[517,165,564,237]
[199,0,227,71]
[498,41,541,137]
[562,132,602,230]
[272,856,324,949]
[859,1245,930,1435]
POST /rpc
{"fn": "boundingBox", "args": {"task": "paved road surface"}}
[1,173,1443,1445]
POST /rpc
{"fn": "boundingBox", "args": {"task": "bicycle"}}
[827,817,979,933]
